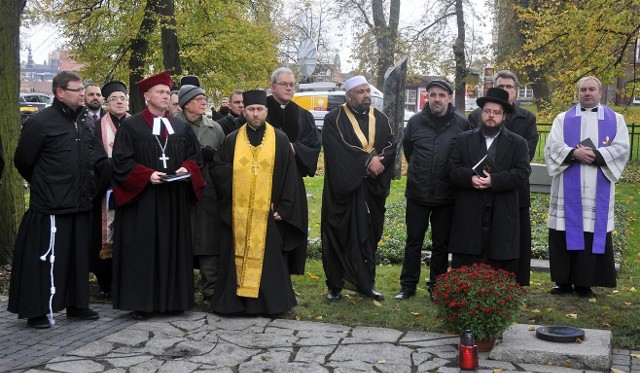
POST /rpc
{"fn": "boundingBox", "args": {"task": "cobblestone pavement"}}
[0,296,638,372]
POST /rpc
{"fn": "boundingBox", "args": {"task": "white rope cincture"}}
[39,215,57,326]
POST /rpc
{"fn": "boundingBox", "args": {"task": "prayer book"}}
[578,137,596,150]
[472,155,499,177]
[161,173,191,182]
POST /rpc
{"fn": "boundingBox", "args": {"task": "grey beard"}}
[481,122,501,137]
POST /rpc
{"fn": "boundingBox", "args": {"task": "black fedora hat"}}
[476,87,513,114]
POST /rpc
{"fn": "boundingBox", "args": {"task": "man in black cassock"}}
[266,67,321,178]
[89,81,130,299]
[321,75,397,302]
[211,90,307,316]
[9,71,108,329]
[111,71,205,320]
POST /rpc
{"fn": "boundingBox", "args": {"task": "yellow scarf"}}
[232,124,276,298]
[341,103,376,152]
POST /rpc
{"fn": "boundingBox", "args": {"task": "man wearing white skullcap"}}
[321,75,397,302]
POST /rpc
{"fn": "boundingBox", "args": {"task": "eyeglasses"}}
[275,82,295,88]
[107,96,127,103]
[63,87,85,92]
[482,109,504,116]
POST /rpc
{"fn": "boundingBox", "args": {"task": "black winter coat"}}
[403,104,469,205]
[14,99,108,214]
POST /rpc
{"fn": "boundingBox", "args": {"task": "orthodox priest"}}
[545,76,629,297]
[111,72,205,319]
[89,80,130,299]
[211,90,307,316]
[321,75,397,302]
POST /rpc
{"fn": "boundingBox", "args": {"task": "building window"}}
[518,85,535,99]
[406,89,416,105]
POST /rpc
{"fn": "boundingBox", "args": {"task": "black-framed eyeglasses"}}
[63,87,85,92]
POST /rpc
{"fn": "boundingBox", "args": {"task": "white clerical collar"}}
[575,103,604,120]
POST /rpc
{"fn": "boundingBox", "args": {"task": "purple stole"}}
[562,105,616,254]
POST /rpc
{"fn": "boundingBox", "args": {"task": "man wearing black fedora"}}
[447,87,531,273]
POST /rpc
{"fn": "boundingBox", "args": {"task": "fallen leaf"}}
[531,309,541,314]
[587,298,596,303]
[493,369,503,373]
[377,359,386,364]
[565,313,578,319]
[261,356,269,361]
[611,369,626,373]
[575,338,583,343]
[306,272,319,280]
[631,353,640,359]
[624,302,632,306]
[612,290,620,294]
[373,300,382,307]
[314,315,323,320]
[295,315,301,321]
[527,326,536,331]
[546,307,554,313]
[630,287,637,292]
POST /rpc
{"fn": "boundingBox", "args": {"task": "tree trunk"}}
[128,0,161,113]
[159,0,182,77]
[453,0,467,114]
[0,0,27,264]
[371,0,400,89]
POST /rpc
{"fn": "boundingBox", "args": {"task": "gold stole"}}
[232,124,276,298]
[341,103,376,152]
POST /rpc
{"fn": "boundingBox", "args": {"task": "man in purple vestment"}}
[544,76,629,297]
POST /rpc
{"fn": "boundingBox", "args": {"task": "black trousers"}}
[398,200,453,292]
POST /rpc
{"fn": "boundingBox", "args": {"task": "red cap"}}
[137,71,173,95]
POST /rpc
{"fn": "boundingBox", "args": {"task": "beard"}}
[480,121,502,137]
[87,101,102,111]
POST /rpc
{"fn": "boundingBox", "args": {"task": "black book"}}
[161,173,191,182]
[578,137,597,150]
[472,155,499,177]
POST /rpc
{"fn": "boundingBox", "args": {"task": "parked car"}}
[20,93,51,123]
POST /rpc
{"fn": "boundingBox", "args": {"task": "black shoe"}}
[550,284,574,295]
[574,286,596,297]
[393,289,415,300]
[131,311,153,320]
[426,280,436,301]
[27,315,51,329]
[66,306,99,320]
[371,289,385,301]
[165,310,184,316]
[326,290,342,301]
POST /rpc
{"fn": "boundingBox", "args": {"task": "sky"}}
[20,0,491,67]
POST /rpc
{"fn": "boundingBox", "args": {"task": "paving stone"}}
[157,360,203,373]
[103,328,150,347]
[414,357,451,372]
[329,342,413,366]
[346,326,403,343]
[294,345,336,364]
[45,357,105,372]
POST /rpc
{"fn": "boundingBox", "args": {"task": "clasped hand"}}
[573,145,596,165]
[150,166,188,184]
[472,171,492,189]
[367,155,385,178]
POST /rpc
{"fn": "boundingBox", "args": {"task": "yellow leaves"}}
[306,272,319,280]
[624,302,632,306]
[411,312,423,320]
[546,307,554,313]
[377,359,386,364]
[530,309,541,314]
[612,369,626,373]
[527,326,536,331]
[295,315,301,321]
[373,300,382,307]
[565,313,578,319]
[314,315,323,320]
[631,353,640,359]
[493,369,503,373]
[587,298,597,303]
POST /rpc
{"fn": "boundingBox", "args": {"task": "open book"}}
[161,173,191,182]
[472,155,499,177]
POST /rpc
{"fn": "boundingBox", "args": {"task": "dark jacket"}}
[404,104,469,205]
[469,104,538,207]
[448,127,531,260]
[14,99,108,214]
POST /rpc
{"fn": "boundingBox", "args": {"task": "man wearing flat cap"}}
[447,87,531,273]
[174,80,225,303]
[211,89,307,316]
[89,80,130,299]
[111,71,205,319]
[321,75,397,302]
[395,79,469,301]
[469,70,539,286]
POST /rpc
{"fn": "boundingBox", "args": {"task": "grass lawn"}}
[293,174,640,350]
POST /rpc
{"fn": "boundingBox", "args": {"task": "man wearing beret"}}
[448,87,531,272]
[211,90,307,316]
[321,75,397,302]
[111,71,205,319]
[469,70,538,286]
[174,80,225,303]
[89,81,130,299]
[395,79,469,301]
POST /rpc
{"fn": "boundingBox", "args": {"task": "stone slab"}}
[489,324,612,371]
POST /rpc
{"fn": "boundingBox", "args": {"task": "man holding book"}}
[544,76,629,297]
[448,87,531,273]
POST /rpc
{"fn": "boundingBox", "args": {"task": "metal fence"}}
[536,122,640,161]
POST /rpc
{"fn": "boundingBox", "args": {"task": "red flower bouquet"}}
[433,263,526,341]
